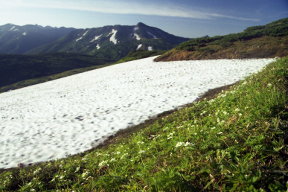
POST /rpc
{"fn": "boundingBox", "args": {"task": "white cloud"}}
[0,0,258,21]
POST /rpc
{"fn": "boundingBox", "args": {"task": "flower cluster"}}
[175,141,193,148]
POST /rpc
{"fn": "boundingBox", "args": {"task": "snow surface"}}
[0,57,275,169]
[109,29,118,44]
[134,33,141,40]
[148,46,153,51]
[90,35,102,43]
[22,32,27,36]
[76,30,89,42]
[96,44,101,50]
[9,26,15,31]
[134,26,139,31]
[137,44,143,50]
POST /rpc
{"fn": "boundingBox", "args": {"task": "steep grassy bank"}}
[155,18,288,61]
[0,57,287,191]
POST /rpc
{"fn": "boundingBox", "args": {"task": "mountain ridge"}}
[0,24,75,54]
[0,22,189,60]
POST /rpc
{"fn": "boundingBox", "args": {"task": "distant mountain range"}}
[0,22,189,60]
[0,24,75,54]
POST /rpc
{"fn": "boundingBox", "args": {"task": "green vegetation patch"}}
[177,18,288,52]
[155,18,288,61]
[0,58,287,191]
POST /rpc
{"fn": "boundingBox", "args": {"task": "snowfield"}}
[0,57,275,169]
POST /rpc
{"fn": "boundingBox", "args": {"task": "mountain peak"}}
[137,22,147,27]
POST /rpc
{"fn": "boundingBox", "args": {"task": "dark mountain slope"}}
[0,53,113,88]
[0,24,75,54]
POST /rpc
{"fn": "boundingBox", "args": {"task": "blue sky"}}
[0,0,287,37]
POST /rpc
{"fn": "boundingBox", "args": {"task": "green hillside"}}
[155,18,288,61]
[1,57,287,191]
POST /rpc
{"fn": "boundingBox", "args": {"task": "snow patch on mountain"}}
[134,26,139,31]
[76,30,89,42]
[137,44,143,50]
[134,33,141,40]
[90,35,102,43]
[109,29,118,44]
[96,44,101,49]
[148,46,153,51]
[22,32,27,36]
[9,26,19,32]
[9,26,16,31]
[148,32,158,39]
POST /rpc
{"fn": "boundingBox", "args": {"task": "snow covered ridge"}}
[0,57,275,169]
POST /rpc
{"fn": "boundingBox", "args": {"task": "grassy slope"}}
[0,57,287,191]
[155,18,288,61]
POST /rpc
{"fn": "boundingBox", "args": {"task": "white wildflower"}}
[110,158,116,162]
[98,160,108,167]
[167,132,175,139]
[200,111,206,115]
[220,94,227,98]
[75,166,80,173]
[81,170,90,178]
[120,153,128,159]
[33,167,42,175]
[139,150,145,154]
[175,141,192,148]
[137,141,144,145]
[208,99,215,104]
